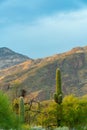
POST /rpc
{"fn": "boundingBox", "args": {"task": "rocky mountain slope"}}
[0,46,87,101]
[0,47,31,69]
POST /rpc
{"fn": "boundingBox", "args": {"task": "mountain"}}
[0,46,87,101]
[0,47,32,69]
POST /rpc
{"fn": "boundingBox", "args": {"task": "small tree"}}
[0,90,19,129]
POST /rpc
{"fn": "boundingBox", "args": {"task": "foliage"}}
[13,97,19,114]
[12,91,87,129]
[20,124,30,130]
[11,93,87,129]
[62,95,87,129]
[32,95,87,129]
[0,90,19,129]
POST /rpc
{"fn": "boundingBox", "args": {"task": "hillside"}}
[0,46,87,101]
[0,47,32,69]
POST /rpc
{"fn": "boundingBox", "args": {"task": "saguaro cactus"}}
[19,96,25,124]
[54,68,62,127]
[54,68,62,104]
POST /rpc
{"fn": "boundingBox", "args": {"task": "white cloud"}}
[0,8,87,58]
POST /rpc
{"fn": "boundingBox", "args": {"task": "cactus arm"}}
[56,68,62,95]
[19,97,25,124]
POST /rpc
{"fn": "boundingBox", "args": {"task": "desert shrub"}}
[0,90,19,129]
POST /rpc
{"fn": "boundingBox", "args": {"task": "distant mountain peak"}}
[0,47,16,56]
[0,47,11,50]
[0,47,15,52]
[0,47,32,69]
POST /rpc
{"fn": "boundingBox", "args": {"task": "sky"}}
[0,0,87,59]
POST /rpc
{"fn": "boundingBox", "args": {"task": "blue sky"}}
[0,0,87,59]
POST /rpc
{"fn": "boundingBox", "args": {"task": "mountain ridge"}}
[0,46,87,101]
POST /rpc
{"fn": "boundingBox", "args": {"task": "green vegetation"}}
[1,90,87,129]
[0,90,19,129]
[54,69,62,104]
[0,68,87,130]
[34,95,87,129]
[54,68,63,127]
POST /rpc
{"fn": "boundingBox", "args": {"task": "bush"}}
[0,90,19,129]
